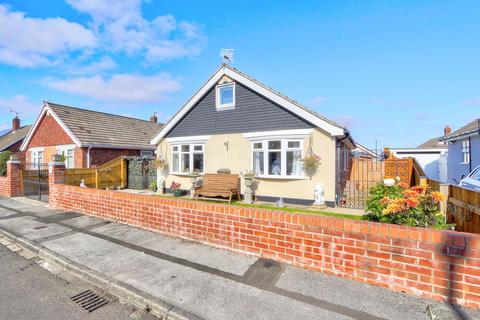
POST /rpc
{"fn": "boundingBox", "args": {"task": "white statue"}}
[314,183,325,207]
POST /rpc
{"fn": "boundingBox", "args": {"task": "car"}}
[459,165,480,191]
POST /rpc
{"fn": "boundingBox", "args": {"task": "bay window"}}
[252,139,304,177]
[172,144,204,173]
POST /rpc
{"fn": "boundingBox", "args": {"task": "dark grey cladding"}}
[165,82,314,138]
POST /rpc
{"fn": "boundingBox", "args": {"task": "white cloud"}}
[66,0,204,62]
[0,5,96,67]
[0,95,40,118]
[66,56,117,75]
[43,73,181,102]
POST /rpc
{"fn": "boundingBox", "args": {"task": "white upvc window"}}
[57,146,75,169]
[141,150,154,157]
[461,140,470,164]
[171,144,204,174]
[216,83,235,110]
[31,150,44,169]
[251,139,304,178]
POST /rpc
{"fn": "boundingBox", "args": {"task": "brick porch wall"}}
[48,184,480,308]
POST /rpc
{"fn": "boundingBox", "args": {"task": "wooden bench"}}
[194,174,241,204]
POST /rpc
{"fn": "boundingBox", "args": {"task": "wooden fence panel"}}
[426,179,441,192]
[447,185,480,234]
[65,157,127,189]
[66,168,96,188]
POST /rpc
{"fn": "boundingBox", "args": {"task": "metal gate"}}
[22,164,49,202]
[336,145,384,209]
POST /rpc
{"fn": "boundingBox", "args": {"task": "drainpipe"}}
[87,146,93,168]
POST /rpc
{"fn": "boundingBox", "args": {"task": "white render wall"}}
[390,148,448,183]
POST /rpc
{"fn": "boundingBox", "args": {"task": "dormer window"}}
[216,83,235,110]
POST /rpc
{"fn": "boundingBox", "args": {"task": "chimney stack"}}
[12,116,20,131]
[150,113,158,123]
[444,125,451,136]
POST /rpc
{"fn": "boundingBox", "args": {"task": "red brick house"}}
[20,102,162,168]
[0,116,32,162]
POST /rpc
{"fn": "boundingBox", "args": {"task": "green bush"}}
[365,181,453,229]
[149,181,157,192]
[0,151,12,176]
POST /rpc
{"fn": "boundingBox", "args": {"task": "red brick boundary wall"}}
[48,183,480,308]
[0,158,22,197]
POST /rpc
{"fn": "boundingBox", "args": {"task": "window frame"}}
[171,143,205,174]
[140,150,154,157]
[31,150,44,169]
[461,139,470,164]
[250,139,305,179]
[56,145,75,169]
[215,83,236,110]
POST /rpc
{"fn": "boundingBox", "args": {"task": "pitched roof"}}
[441,118,480,141]
[151,64,348,145]
[417,136,448,149]
[21,102,162,151]
[0,125,32,152]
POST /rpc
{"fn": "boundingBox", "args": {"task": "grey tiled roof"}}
[47,102,163,149]
[441,118,480,141]
[417,136,448,149]
[0,125,32,152]
[226,65,346,131]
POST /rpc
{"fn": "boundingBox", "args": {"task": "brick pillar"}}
[6,155,21,197]
[48,154,66,186]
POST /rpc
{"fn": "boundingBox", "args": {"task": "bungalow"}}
[440,118,480,184]
[151,64,355,206]
[20,102,162,168]
[0,116,31,161]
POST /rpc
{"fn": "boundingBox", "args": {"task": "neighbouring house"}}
[0,116,32,162]
[440,118,480,184]
[353,143,378,158]
[20,102,163,169]
[389,127,449,182]
[151,64,355,206]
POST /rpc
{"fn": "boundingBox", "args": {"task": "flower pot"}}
[173,189,183,197]
[244,177,253,187]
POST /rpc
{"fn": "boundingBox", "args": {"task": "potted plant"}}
[243,170,256,187]
[301,154,321,172]
[149,181,158,192]
[217,168,231,174]
[171,181,182,197]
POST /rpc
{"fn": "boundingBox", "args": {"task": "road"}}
[0,243,158,320]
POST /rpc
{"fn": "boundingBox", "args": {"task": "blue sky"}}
[0,0,479,150]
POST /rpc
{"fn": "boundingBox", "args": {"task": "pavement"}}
[0,196,479,320]
[0,236,157,320]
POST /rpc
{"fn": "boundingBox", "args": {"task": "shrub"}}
[0,151,12,176]
[149,181,157,192]
[365,181,453,229]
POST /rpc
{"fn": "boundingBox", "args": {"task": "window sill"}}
[459,162,470,165]
[215,105,235,111]
[255,175,307,180]
[171,172,204,177]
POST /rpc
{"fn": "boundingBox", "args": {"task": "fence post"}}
[6,155,22,197]
[439,183,450,218]
[95,169,99,189]
[120,158,126,188]
[48,154,66,186]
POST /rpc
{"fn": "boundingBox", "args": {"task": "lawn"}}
[156,194,364,221]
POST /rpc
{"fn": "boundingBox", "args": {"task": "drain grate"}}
[70,289,108,312]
